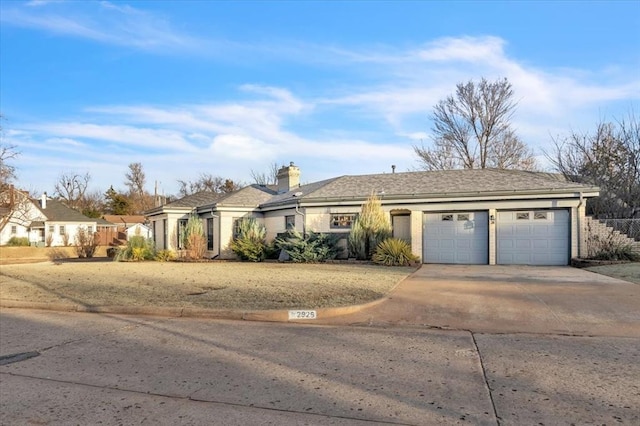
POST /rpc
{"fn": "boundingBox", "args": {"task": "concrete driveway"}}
[328,265,640,337]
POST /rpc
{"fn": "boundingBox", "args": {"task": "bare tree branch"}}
[250,162,279,185]
[54,172,91,210]
[415,77,536,171]
[545,111,640,218]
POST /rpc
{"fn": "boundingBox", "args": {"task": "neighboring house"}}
[0,193,98,246]
[126,223,152,240]
[98,214,148,245]
[146,163,600,266]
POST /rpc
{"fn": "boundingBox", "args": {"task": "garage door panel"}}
[532,239,549,249]
[424,212,488,264]
[497,210,569,266]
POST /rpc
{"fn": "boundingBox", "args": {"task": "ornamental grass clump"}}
[373,238,419,266]
[229,217,267,262]
[348,193,392,260]
[275,229,342,263]
[114,236,156,262]
[182,214,207,260]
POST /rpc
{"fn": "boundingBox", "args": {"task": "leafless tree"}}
[124,162,152,213]
[0,186,32,234]
[0,114,20,192]
[76,189,105,218]
[177,173,241,197]
[414,78,537,171]
[545,111,640,218]
[54,172,91,210]
[125,162,146,196]
[250,162,279,185]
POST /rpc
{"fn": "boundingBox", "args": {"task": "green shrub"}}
[229,217,267,262]
[114,236,156,261]
[275,230,343,263]
[155,249,176,262]
[591,244,640,261]
[7,236,29,246]
[348,194,392,260]
[373,238,419,266]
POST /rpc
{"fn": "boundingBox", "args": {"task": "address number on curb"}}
[288,310,317,320]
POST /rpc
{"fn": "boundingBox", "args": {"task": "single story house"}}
[145,163,600,266]
[0,192,98,247]
[126,223,153,240]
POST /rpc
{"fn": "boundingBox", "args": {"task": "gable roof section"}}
[261,169,599,207]
[162,191,225,209]
[34,199,95,223]
[209,185,277,208]
[103,215,146,225]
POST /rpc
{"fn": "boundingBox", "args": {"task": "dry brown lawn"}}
[0,260,415,310]
[586,262,640,284]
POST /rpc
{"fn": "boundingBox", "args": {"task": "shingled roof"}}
[261,169,599,207]
[162,191,226,209]
[34,199,95,222]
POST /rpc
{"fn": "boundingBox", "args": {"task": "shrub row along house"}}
[146,163,600,266]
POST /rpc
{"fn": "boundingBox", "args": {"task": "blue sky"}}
[1,0,639,197]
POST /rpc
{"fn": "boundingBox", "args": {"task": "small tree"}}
[74,227,98,258]
[182,213,207,260]
[348,194,392,260]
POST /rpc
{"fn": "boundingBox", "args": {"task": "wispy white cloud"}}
[2,1,202,52]
[5,35,638,193]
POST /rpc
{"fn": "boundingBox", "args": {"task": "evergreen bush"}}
[229,217,267,262]
[348,194,392,259]
[7,236,29,246]
[275,230,342,262]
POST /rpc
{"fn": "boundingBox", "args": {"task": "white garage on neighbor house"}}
[146,163,599,266]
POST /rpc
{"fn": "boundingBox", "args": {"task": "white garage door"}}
[497,210,569,266]
[423,212,488,264]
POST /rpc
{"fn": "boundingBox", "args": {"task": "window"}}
[285,215,296,230]
[59,225,66,235]
[87,226,93,233]
[49,225,55,234]
[534,211,548,220]
[457,214,469,221]
[516,212,530,220]
[177,219,188,249]
[10,225,17,234]
[207,218,214,251]
[330,214,357,229]
[441,214,453,221]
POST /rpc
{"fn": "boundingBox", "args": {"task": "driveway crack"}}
[470,331,501,426]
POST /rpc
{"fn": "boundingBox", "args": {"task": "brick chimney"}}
[276,162,300,194]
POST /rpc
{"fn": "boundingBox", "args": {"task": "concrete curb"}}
[0,296,389,323]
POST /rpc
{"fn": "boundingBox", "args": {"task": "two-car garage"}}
[423,209,570,266]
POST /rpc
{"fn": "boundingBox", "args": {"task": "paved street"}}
[1,309,638,425]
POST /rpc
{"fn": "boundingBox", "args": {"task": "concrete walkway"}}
[324,265,640,337]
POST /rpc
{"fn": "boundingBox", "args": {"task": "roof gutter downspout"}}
[577,191,584,259]
[295,201,306,235]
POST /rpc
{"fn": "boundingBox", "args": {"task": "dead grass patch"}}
[0,261,415,310]
[586,262,640,284]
